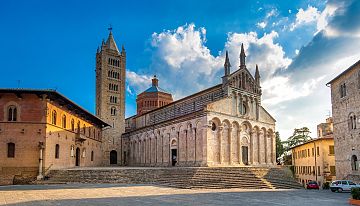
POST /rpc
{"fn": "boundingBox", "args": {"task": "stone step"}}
[42,166,302,190]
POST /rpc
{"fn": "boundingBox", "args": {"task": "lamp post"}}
[37,141,45,180]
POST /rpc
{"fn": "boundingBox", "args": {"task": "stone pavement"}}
[0,184,351,206]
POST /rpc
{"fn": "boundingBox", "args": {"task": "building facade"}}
[122,47,276,167]
[0,89,108,185]
[327,60,360,180]
[292,118,335,187]
[96,29,126,165]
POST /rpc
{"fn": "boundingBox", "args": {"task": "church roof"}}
[105,31,119,52]
[144,85,170,93]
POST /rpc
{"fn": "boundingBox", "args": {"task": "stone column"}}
[238,129,242,165]
[250,131,254,165]
[229,126,233,165]
[37,142,45,180]
[218,125,223,165]
[193,127,197,165]
[264,131,268,164]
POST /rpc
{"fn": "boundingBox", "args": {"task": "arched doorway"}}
[352,155,358,171]
[170,139,178,166]
[75,147,80,166]
[110,150,117,165]
[241,136,250,165]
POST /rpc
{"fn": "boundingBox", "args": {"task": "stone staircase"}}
[39,167,303,189]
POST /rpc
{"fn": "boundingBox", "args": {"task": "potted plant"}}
[349,188,360,205]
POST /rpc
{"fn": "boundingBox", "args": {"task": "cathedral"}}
[0,29,276,185]
[100,33,277,167]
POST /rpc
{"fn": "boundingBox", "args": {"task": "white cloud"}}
[295,49,299,55]
[266,8,278,18]
[290,6,321,31]
[257,21,267,29]
[126,71,152,94]
[225,31,291,78]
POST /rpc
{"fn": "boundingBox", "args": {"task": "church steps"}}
[41,167,302,189]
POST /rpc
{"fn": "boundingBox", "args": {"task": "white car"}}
[330,180,360,192]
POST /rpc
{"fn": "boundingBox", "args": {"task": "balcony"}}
[75,133,87,143]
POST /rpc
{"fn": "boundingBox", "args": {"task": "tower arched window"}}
[7,105,17,121]
[55,144,60,159]
[52,110,57,125]
[349,113,357,130]
[7,142,15,158]
[91,151,94,161]
[111,107,116,116]
[62,115,66,128]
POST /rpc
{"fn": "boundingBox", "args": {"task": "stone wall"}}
[330,62,360,179]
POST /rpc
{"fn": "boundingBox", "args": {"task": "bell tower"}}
[95,27,126,165]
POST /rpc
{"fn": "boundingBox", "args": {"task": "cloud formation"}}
[126,0,360,139]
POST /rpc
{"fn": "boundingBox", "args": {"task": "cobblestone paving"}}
[0,184,351,206]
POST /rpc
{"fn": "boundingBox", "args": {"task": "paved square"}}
[0,184,351,206]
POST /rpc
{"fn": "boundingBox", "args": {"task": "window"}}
[77,121,80,133]
[7,105,17,121]
[312,148,314,156]
[62,115,66,128]
[340,83,347,98]
[330,166,336,175]
[71,119,75,131]
[52,110,57,125]
[329,145,335,155]
[316,147,320,156]
[239,103,247,115]
[317,166,321,175]
[83,124,86,134]
[349,113,357,130]
[111,107,116,116]
[7,142,15,158]
[91,151,94,161]
[55,144,60,159]
[352,155,358,171]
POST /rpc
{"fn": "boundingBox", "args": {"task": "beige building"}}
[122,48,276,167]
[0,89,109,185]
[292,118,335,187]
[327,60,360,180]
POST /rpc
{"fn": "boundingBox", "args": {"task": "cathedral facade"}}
[121,46,276,167]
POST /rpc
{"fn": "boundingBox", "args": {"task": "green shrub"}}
[351,188,360,200]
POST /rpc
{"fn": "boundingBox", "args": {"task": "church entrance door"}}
[110,150,117,165]
[242,146,249,165]
[171,149,177,166]
[75,148,80,166]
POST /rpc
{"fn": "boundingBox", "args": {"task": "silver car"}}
[330,180,360,192]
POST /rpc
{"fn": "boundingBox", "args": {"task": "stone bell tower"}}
[95,27,126,165]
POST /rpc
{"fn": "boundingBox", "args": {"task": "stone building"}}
[0,89,108,185]
[96,29,126,165]
[136,75,173,116]
[327,60,360,180]
[292,117,335,187]
[122,47,276,167]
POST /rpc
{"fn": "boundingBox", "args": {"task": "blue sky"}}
[1,0,360,139]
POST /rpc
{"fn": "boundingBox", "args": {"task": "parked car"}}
[330,180,360,192]
[306,181,319,190]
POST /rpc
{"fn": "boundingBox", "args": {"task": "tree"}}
[275,132,284,161]
[284,127,312,150]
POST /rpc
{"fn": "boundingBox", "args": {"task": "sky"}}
[1,0,360,140]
